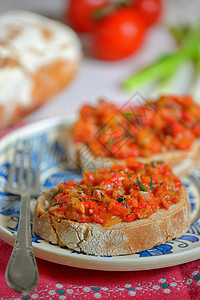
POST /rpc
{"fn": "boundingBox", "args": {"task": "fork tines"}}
[6,139,41,196]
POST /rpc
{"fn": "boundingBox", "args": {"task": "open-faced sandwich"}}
[33,161,190,256]
[66,95,200,175]
[0,10,82,129]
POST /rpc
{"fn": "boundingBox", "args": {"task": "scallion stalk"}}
[121,22,200,91]
[191,55,200,102]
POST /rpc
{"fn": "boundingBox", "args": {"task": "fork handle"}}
[5,193,39,295]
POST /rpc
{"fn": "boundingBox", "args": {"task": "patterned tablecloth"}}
[0,239,200,300]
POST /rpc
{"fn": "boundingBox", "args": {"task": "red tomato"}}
[92,8,146,60]
[134,0,162,26]
[66,0,108,33]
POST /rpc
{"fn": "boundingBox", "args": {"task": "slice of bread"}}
[33,185,190,256]
[0,10,82,129]
[66,129,200,176]
[66,96,200,175]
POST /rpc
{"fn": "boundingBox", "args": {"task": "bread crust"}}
[66,129,200,176]
[33,186,191,256]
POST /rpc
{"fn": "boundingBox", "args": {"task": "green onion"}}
[121,21,200,91]
[191,51,200,100]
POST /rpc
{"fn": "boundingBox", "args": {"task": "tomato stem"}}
[93,0,131,19]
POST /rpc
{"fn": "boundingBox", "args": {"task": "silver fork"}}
[5,140,41,295]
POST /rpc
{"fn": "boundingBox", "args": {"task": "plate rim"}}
[1,223,200,271]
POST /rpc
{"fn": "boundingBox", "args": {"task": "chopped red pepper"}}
[49,162,183,227]
[72,95,200,158]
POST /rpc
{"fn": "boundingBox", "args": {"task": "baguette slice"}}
[33,185,190,256]
[66,129,200,176]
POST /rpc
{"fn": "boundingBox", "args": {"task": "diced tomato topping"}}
[72,96,200,158]
[193,123,200,137]
[170,121,185,138]
[49,162,183,227]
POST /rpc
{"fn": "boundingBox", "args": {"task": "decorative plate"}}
[0,116,200,271]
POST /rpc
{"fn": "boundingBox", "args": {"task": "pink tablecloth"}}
[0,239,200,300]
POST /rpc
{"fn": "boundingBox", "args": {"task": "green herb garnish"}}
[117,195,126,203]
[50,187,62,201]
[117,196,129,208]
[76,184,106,192]
[75,184,106,196]
[124,171,132,180]
[90,186,106,196]
[84,197,102,203]
[76,184,86,190]
[136,177,148,192]
[150,176,153,190]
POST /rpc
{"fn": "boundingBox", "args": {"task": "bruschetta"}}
[33,162,191,256]
[66,95,200,175]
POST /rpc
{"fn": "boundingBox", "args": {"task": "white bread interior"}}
[0,11,82,129]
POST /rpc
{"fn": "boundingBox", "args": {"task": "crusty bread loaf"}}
[66,129,200,176]
[0,10,82,129]
[33,186,190,256]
